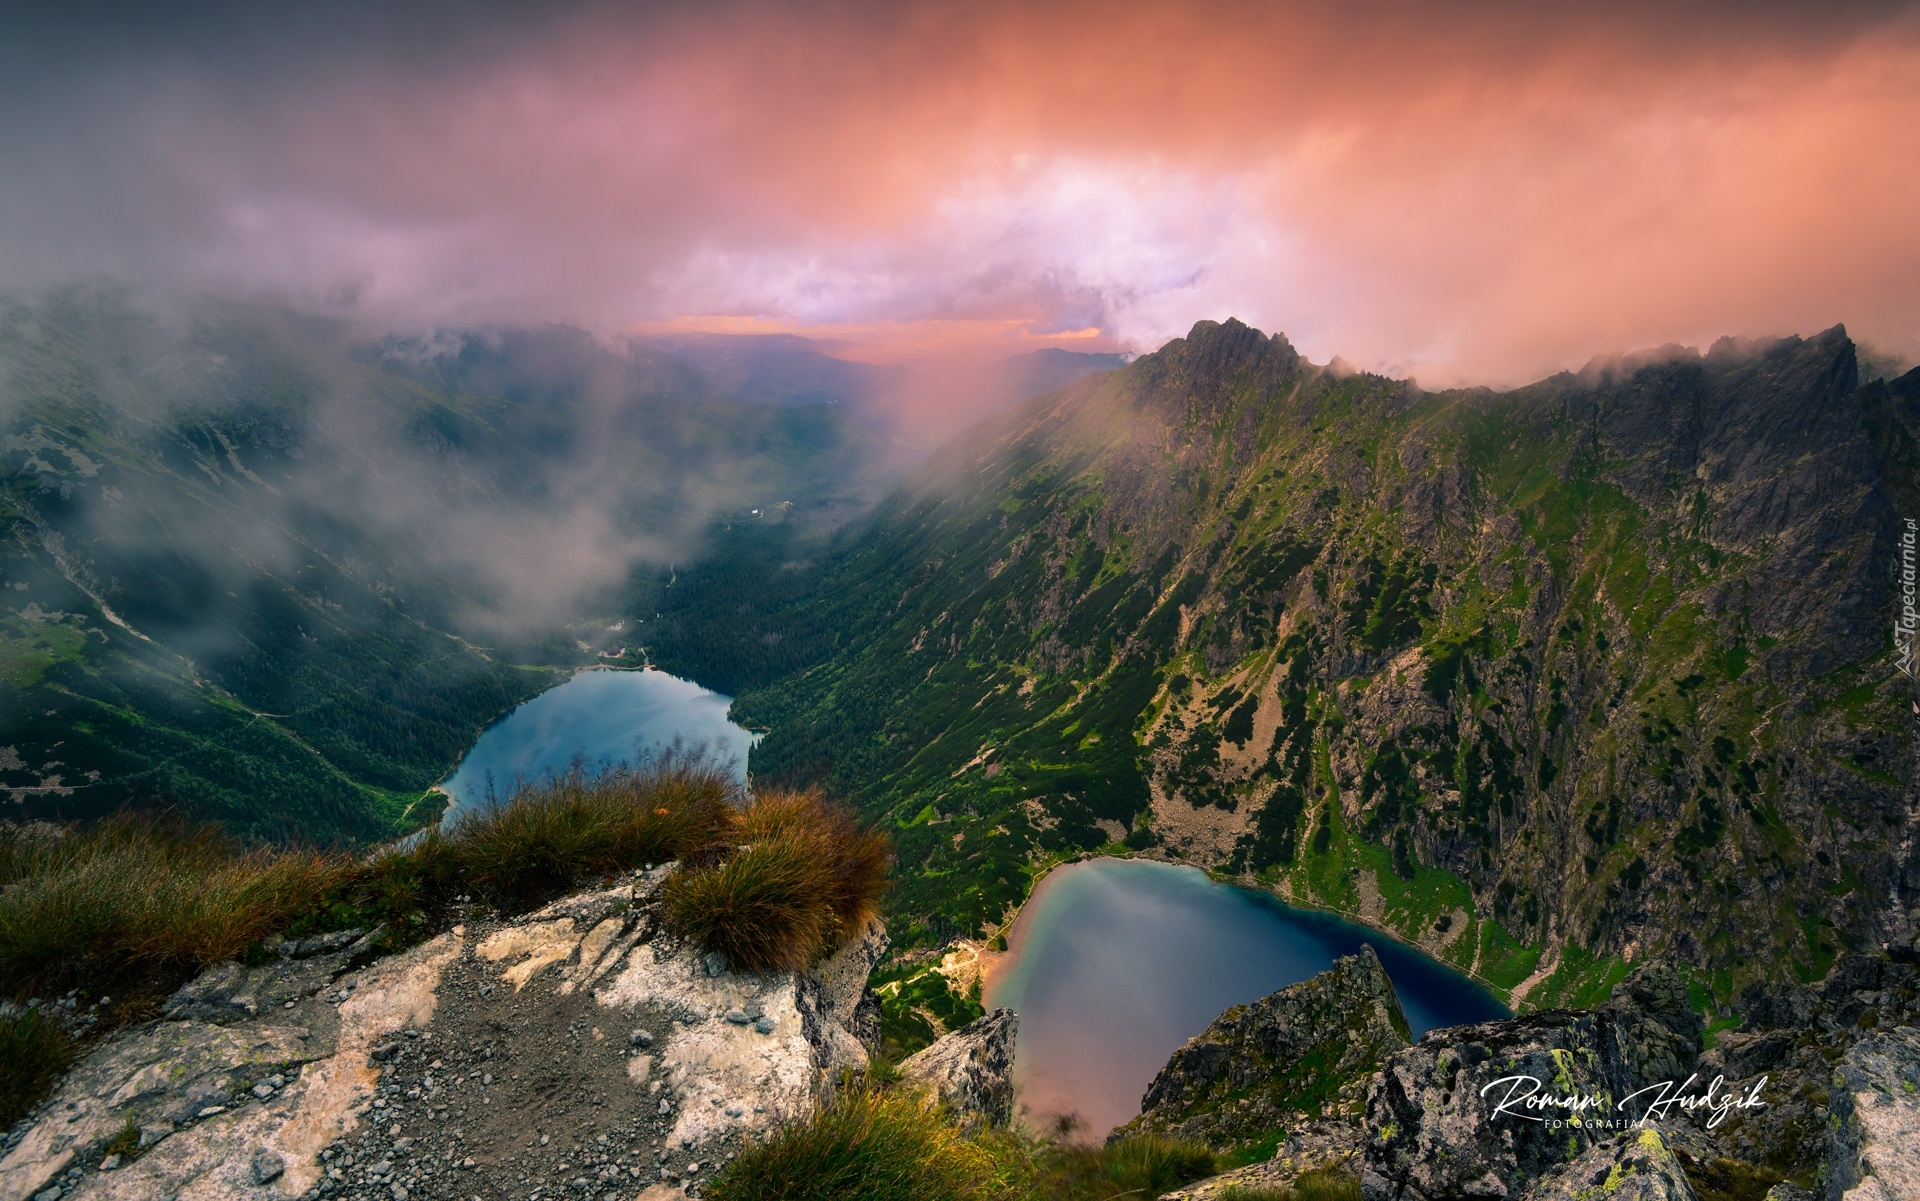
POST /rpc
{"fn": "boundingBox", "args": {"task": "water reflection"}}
[439,668,759,821]
[984,857,1509,1139]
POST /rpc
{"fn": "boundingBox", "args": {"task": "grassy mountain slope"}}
[710,318,1917,1002]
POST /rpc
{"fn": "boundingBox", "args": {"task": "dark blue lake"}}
[439,668,759,821]
[984,856,1509,1139]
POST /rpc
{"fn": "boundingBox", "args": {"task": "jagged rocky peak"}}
[1128,317,1308,426]
[0,868,895,1201]
[1117,945,1409,1152]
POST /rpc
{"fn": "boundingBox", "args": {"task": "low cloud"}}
[0,293,898,660]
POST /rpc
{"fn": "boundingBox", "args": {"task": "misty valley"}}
[0,293,1110,840]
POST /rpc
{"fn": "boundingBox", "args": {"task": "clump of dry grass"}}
[444,760,738,908]
[0,757,745,1004]
[1216,1169,1362,1201]
[705,1080,1223,1201]
[0,1007,75,1128]
[707,1087,997,1201]
[1032,1132,1219,1201]
[737,790,892,939]
[663,789,892,973]
[0,817,345,997]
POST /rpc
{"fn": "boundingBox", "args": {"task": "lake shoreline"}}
[984,848,1521,1009]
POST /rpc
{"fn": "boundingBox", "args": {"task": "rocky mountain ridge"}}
[722,316,1920,1004]
[1117,945,1409,1149]
[1161,948,1920,1201]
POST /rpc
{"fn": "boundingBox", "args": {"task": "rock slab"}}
[1824,1026,1920,1201]
[899,1008,1019,1127]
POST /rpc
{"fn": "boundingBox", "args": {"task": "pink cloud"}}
[3,0,1916,381]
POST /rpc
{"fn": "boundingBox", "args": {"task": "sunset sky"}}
[3,0,1917,385]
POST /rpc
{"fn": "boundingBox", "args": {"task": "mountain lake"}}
[984,856,1510,1139]
[439,667,760,822]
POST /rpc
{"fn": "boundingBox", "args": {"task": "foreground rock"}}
[1825,1027,1920,1201]
[0,867,886,1201]
[1676,952,1920,1186]
[1520,1130,1699,1201]
[1153,950,1920,1201]
[1117,946,1409,1152]
[1361,964,1703,1201]
[898,1008,1018,1127]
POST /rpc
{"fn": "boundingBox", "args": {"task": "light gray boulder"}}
[899,1008,1018,1127]
[1824,1027,1920,1201]
[0,869,889,1201]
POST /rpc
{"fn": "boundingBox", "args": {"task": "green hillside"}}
[662,318,1918,1003]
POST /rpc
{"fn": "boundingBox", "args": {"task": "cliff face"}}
[736,318,1919,1000]
[1116,946,1408,1150]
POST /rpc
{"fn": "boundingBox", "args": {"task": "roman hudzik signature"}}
[1479,1073,1768,1129]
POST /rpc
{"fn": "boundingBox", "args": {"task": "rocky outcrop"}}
[1118,947,1409,1151]
[1824,1027,1920,1201]
[1153,953,1920,1201]
[898,1008,1018,1127]
[1362,965,1704,1201]
[161,929,385,1024]
[0,929,463,1201]
[0,867,888,1201]
[1518,1130,1699,1201]
[1666,952,1920,1184]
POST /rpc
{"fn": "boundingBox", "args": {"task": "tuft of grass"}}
[0,817,345,998]
[664,790,891,973]
[0,759,744,1005]
[707,1077,1223,1201]
[1217,1169,1362,1201]
[440,762,738,909]
[0,1007,75,1128]
[707,1088,995,1201]
[289,758,742,941]
[1035,1133,1218,1201]
[737,790,892,940]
